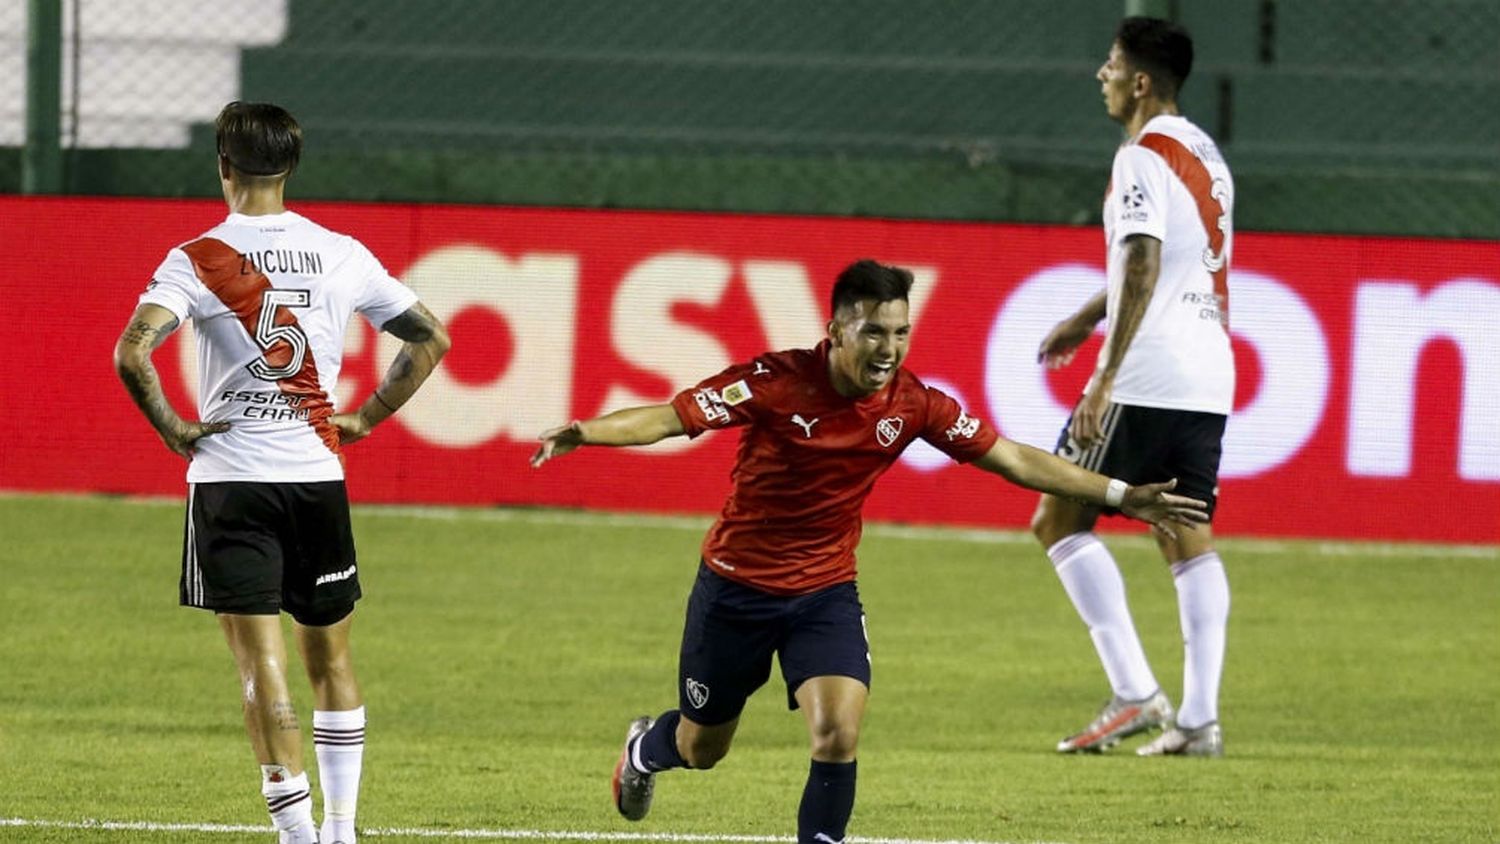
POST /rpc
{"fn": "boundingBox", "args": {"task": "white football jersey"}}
[140,210,418,483]
[1095,114,1236,415]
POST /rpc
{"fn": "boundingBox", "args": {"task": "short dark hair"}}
[831,259,914,315]
[1115,17,1194,98]
[215,101,302,177]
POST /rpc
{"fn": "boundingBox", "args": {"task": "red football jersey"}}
[669,340,1000,595]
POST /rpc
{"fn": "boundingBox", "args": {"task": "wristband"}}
[1104,478,1127,508]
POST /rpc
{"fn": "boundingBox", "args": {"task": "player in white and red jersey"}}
[532,260,1208,843]
[1031,17,1235,758]
[114,102,450,844]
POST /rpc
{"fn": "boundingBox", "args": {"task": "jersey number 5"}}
[246,289,311,381]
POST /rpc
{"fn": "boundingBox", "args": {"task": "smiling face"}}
[826,297,911,398]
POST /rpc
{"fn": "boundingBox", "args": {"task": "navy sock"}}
[797,759,857,843]
[633,710,688,773]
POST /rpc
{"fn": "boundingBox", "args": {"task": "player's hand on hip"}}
[1069,387,1110,448]
[1119,478,1210,540]
[331,412,374,446]
[163,419,230,459]
[531,421,585,468]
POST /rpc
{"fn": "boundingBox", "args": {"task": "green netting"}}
[4,0,1497,237]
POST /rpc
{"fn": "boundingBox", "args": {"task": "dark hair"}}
[215,101,302,177]
[830,259,914,315]
[1115,17,1194,98]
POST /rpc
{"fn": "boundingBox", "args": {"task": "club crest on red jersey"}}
[875,416,904,448]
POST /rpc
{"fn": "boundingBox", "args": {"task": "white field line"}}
[4,491,1497,559]
[0,818,1069,844]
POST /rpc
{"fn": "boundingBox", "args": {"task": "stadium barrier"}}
[5,1,1499,238]
[2,195,1495,543]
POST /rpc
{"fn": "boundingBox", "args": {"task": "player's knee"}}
[1031,497,1091,548]
[680,737,730,769]
[238,652,289,687]
[1030,500,1063,546]
[304,648,355,688]
[684,750,725,770]
[807,718,860,762]
[236,664,291,707]
[677,723,734,769]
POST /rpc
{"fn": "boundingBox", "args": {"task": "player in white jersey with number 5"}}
[1028,17,1235,757]
[113,102,450,842]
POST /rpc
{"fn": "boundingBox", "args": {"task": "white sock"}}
[261,767,317,843]
[1172,552,1230,729]
[315,706,366,843]
[1048,533,1159,701]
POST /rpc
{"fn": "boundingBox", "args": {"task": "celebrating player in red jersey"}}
[532,259,1207,843]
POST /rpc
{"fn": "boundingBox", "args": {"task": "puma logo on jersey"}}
[752,360,770,376]
[791,414,820,438]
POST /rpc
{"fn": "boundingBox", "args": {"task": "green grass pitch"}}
[0,493,1495,843]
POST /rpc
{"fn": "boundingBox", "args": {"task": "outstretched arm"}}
[332,302,452,444]
[971,436,1207,536]
[530,405,686,468]
[113,303,230,458]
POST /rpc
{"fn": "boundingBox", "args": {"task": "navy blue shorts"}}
[677,562,870,726]
[1054,402,1227,518]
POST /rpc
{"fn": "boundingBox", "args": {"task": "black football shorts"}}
[181,481,360,625]
[1054,401,1227,518]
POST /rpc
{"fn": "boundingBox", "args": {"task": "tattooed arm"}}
[1069,234,1160,448]
[113,304,230,458]
[331,301,451,444]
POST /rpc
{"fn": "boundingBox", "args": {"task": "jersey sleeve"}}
[918,386,1000,463]
[138,247,203,321]
[352,240,420,330]
[1109,144,1172,244]
[670,359,769,439]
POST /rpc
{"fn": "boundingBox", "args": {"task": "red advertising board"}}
[2,196,1496,542]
